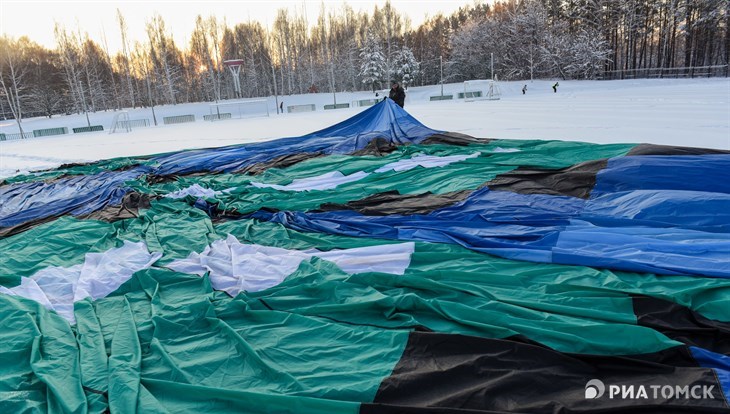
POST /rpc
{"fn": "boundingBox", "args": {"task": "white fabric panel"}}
[248,153,480,193]
[73,241,162,301]
[167,236,310,295]
[0,276,58,312]
[312,243,415,275]
[491,147,521,153]
[23,264,83,322]
[0,241,161,324]
[167,234,415,296]
[251,170,369,192]
[374,152,481,173]
[165,184,222,199]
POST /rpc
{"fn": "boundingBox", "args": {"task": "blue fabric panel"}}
[689,346,730,405]
[151,136,332,176]
[151,100,442,176]
[252,189,586,262]
[0,167,148,228]
[593,155,730,195]
[581,190,730,231]
[434,187,585,225]
[1,100,440,230]
[554,221,730,277]
[251,184,730,277]
[298,97,439,145]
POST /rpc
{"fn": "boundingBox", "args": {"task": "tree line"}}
[1,0,727,132]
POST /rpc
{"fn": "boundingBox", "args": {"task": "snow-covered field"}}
[1,78,728,179]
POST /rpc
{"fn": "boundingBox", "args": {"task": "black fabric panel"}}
[0,192,153,237]
[362,404,516,414]
[0,213,66,238]
[318,190,472,216]
[146,173,179,185]
[420,132,491,146]
[55,161,144,172]
[81,192,153,223]
[485,159,607,199]
[633,295,730,355]
[183,198,244,222]
[57,161,97,169]
[236,152,324,175]
[361,403,730,414]
[366,332,728,414]
[627,144,730,156]
[145,171,212,185]
[351,137,400,156]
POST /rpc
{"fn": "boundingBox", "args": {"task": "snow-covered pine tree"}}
[450,19,492,81]
[359,30,386,92]
[563,29,612,79]
[393,46,419,88]
[507,0,549,81]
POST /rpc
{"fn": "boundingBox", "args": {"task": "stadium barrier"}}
[324,103,350,110]
[72,125,104,133]
[429,95,454,101]
[33,127,68,137]
[458,91,483,99]
[0,131,34,141]
[203,113,233,121]
[287,104,316,113]
[163,114,196,125]
[357,99,379,107]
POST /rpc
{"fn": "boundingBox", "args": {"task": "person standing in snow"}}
[389,80,406,108]
[522,85,527,95]
[552,82,559,93]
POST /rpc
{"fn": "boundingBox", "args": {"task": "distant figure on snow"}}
[279,101,284,114]
[389,80,406,108]
[552,82,559,93]
[522,85,527,95]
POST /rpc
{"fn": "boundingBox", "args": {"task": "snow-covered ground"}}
[1,78,728,179]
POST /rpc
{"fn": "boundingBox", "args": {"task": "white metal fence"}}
[599,65,728,80]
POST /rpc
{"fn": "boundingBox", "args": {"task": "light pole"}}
[440,55,444,97]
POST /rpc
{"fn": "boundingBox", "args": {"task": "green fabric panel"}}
[211,269,409,401]
[3,209,727,360]
[0,209,729,411]
[2,157,148,185]
[405,242,730,322]
[114,199,219,264]
[140,378,359,414]
[480,139,634,167]
[106,296,142,413]
[126,139,634,216]
[0,295,87,413]
[244,255,677,355]
[215,218,398,251]
[221,218,730,323]
[0,138,632,187]
[74,300,110,413]
[0,217,125,283]
[101,270,407,412]
[88,268,405,412]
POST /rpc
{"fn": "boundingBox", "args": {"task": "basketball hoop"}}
[224,59,244,98]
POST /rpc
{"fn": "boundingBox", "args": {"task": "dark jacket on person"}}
[389,85,406,108]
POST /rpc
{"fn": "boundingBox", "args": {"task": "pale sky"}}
[0,0,475,54]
